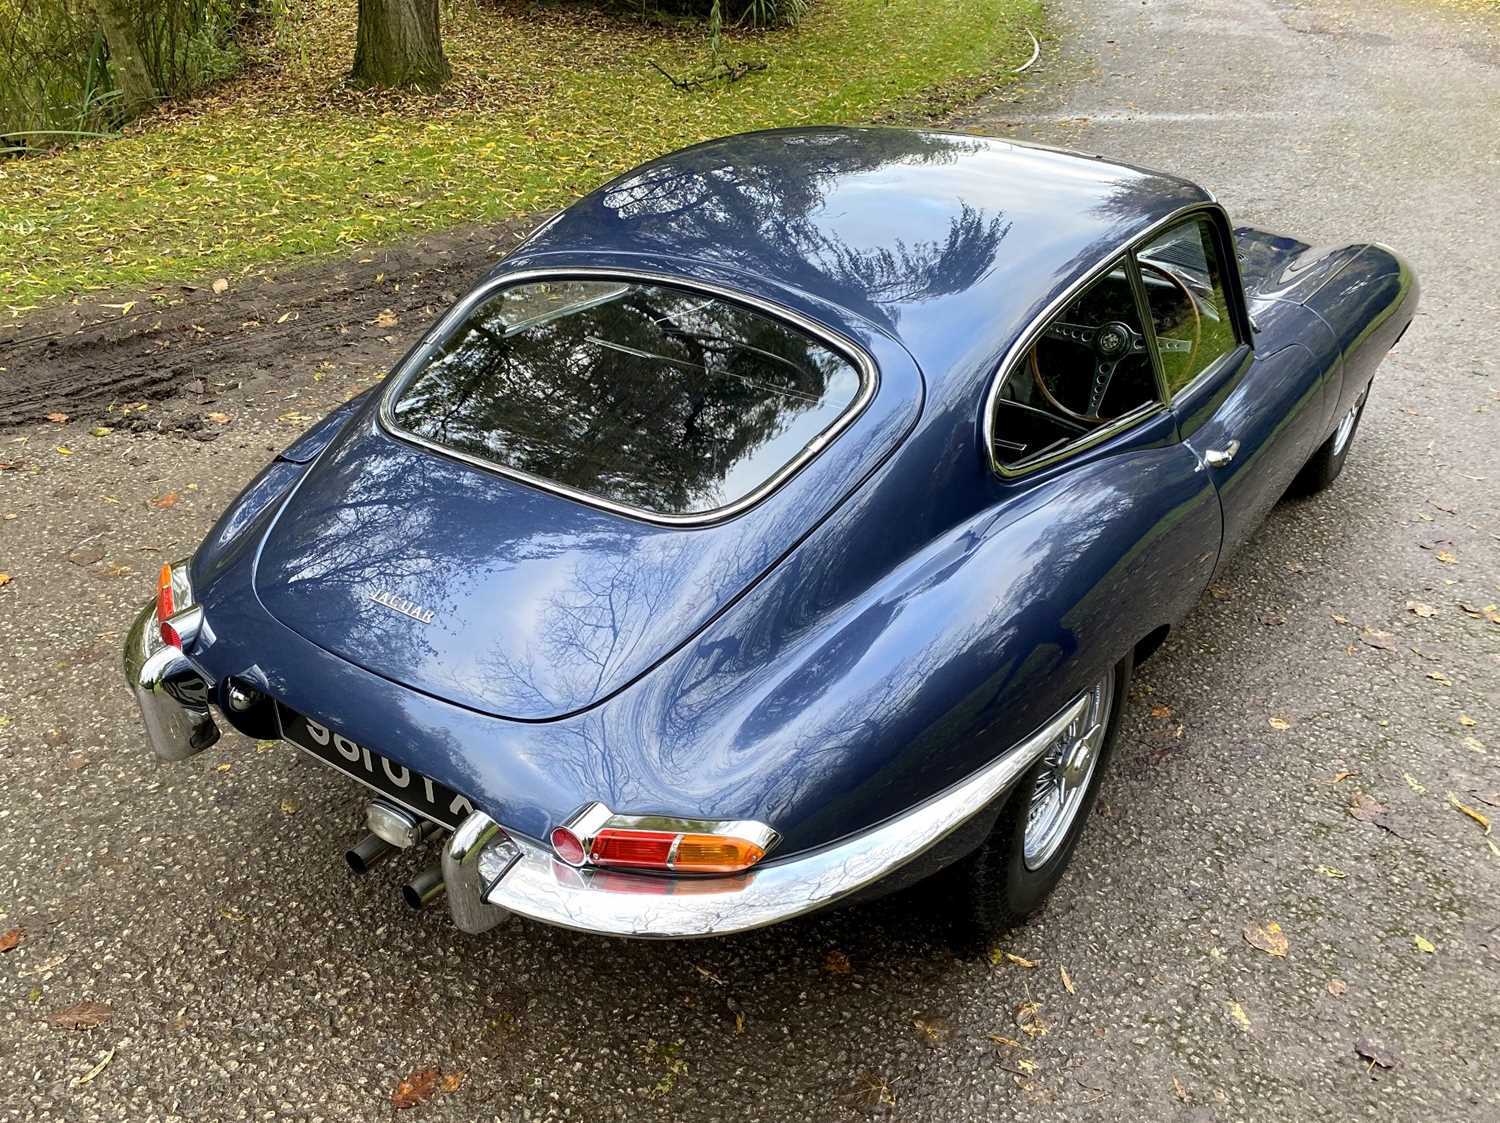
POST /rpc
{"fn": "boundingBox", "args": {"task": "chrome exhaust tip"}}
[401,864,445,910]
[345,832,397,875]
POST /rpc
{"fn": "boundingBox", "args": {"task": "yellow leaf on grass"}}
[1413,935,1436,954]
[1447,792,1492,834]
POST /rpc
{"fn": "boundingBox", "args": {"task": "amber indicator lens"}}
[670,834,768,874]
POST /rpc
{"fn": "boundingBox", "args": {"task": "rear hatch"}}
[254,274,917,720]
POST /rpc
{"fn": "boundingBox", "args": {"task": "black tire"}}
[1291,382,1370,496]
[939,655,1133,937]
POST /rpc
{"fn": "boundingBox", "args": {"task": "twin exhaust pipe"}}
[343,801,446,910]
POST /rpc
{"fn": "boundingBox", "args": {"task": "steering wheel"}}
[1029,262,1202,424]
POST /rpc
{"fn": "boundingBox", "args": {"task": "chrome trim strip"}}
[474,690,1091,938]
[982,202,1240,479]
[377,267,881,528]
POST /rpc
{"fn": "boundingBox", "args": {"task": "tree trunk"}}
[351,0,451,91]
[89,0,157,122]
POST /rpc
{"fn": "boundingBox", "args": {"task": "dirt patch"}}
[0,215,548,430]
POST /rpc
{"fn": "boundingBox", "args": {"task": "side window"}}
[992,259,1161,469]
[1136,217,1239,395]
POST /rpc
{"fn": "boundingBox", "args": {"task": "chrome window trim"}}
[377,266,880,528]
[982,201,1241,479]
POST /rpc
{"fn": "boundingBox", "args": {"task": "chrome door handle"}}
[1203,440,1240,468]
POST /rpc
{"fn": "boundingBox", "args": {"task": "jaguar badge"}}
[369,589,436,624]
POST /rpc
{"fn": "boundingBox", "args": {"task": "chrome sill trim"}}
[472,690,1091,938]
[376,266,881,528]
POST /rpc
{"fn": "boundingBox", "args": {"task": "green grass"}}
[0,0,1042,308]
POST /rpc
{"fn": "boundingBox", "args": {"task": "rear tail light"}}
[549,802,778,876]
[155,559,196,648]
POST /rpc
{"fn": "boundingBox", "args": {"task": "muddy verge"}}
[0,216,547,430]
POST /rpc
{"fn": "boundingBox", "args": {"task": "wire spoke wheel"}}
[1022,670,1116,870]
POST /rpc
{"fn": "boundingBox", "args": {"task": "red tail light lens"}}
[589,829,677,870]
[549,826,586,866]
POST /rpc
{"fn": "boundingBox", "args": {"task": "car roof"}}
[507,127,1213,385]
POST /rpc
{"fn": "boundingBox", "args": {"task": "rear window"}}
[386,279,869,519]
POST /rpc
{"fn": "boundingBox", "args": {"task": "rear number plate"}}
[278,704,473,829]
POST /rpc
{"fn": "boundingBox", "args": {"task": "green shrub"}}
[1,0,251,152]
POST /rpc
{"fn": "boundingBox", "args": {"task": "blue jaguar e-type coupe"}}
[124,128,1416,938]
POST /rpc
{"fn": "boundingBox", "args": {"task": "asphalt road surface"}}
[2,0,1497,1119]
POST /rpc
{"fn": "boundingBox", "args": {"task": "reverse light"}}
[549,802,778,876]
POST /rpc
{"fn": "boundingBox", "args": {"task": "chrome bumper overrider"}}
[122,600,220,762]
[442,691,1091,939]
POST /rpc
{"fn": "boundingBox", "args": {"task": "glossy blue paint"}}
[177,129,1418,870]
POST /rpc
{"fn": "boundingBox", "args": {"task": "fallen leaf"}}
[1268,717,1291,731]
[1332,770,1358,784]
[1447,792,1491,834]
[1427,671,1454,687]
[1330,612,1350,625]
[1243,920,1289,958]
[1407,601,1438,618]
[1355,1037,1402,1071]
[1327,979,1347,997]
[392,1067,439,1110]
[72,1047,114,1087]
[47,1000,112,1029]
[1403,772,1427,795]
[211,278,229,294]
[374,308,399,327]
[1150,704,1172,719]
[913,1013,953,1046]
[1059,964,1075,994]
[1003,952,1038,969]
[823,949,851,974]
[1360,628,1397,652]
[1435,550,1457,565]
[276,311,294,324]
[55,446,72,456]
[279,798,301,815]
[1347,792,1387,822]
[1413,935,1436,954]
[1227,1001,1251,1031]
[1459,714,1478,728]
[205,412,231,424]
[438,1072,465,1094]
[90,426,112,437]
[1172,1075,1189,1103]
[150,491,179,509]
[987,1033,1023,1048]
[0,927,22,952]
[1014,1000,1048,1037]
[0,573,11,589]
[46,412,67,423]
[1463,736,1487,754]
[1316,865,1347,879]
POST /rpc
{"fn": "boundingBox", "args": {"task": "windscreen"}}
[388,279,867,518]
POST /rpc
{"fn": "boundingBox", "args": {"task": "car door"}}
[1134,213,1330,568]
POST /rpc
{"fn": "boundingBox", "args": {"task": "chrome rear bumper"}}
[122,600,220,761]
[441,690,1088,938]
